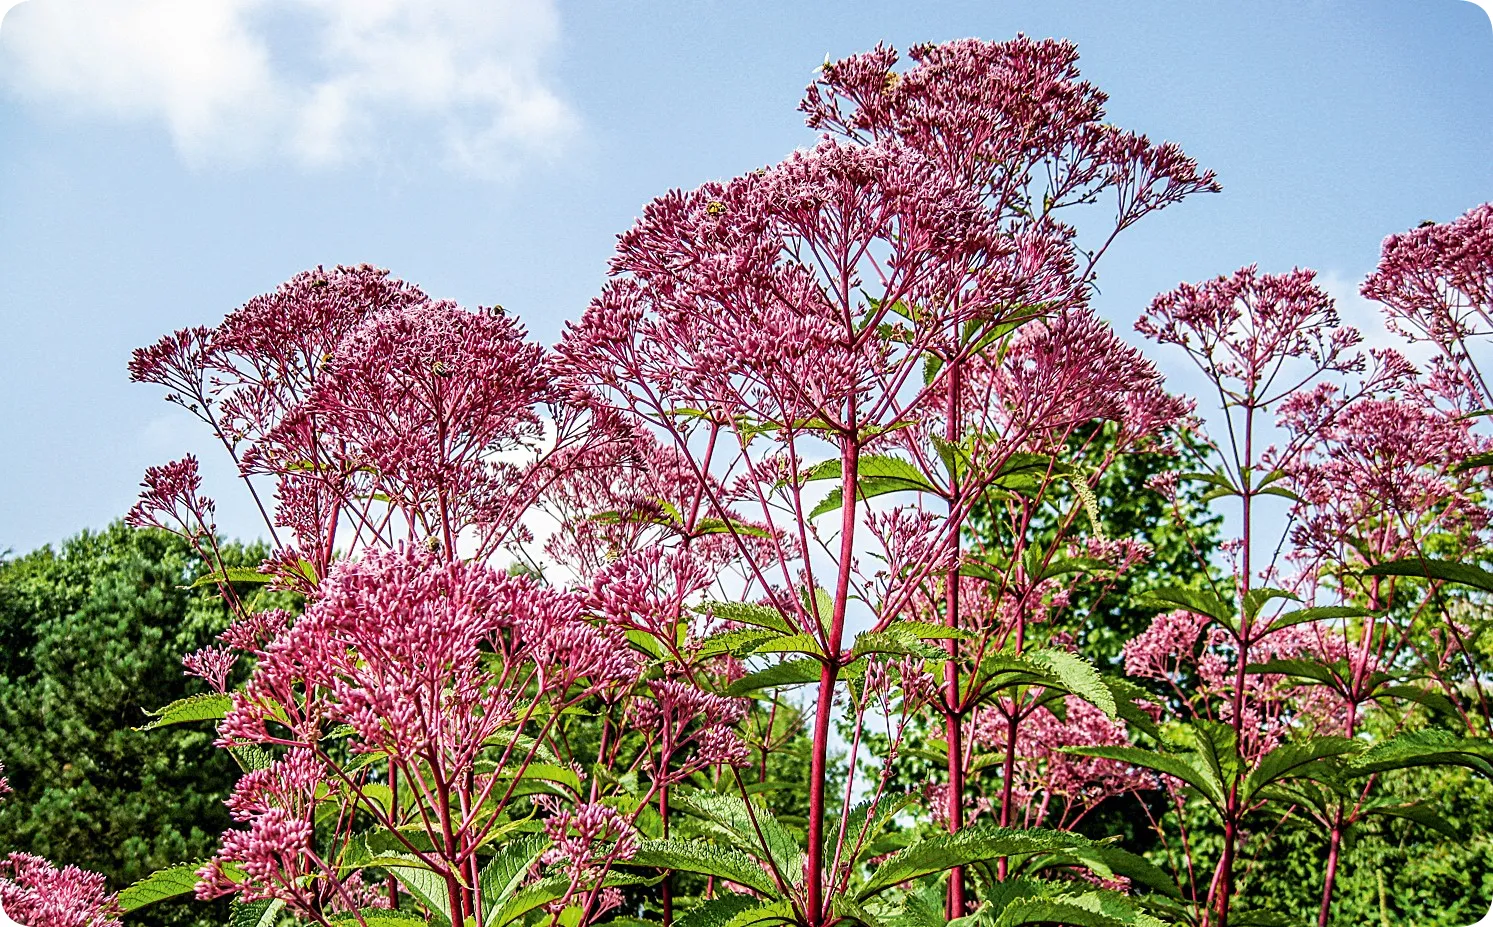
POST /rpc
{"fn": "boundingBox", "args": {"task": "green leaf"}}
[480,834,551,924]
[698,601,795,634]
[487,872,659,927]
[189,566,273,588]
[1266,605,1370,633]
[1362,557,1493,593]
[137,693,233,731]
[1349,728,1493,779]
[1241,586,1299,621]
[628,838,781,895]
[1029,649,1116,718]
[1242,737,1361,803]
[696,517,774,539]
[726,658,827,695]
[1361,800,1459,839]
[330,913,427,927]
[384,856,453,922]
[802,453,938,492]
[751,633,827,658]
[719,900,799,927]
[894,620,976,641]
[696,628,780,658]
[834,793,915,868]
[117,862,214,911]
[1066,745,1227,812]
[850,629,944,661]
[673,792,804,889]
[1454,450,1493,472]
[229,900,285,927]
[1245,658,1342,687]
[856,825,1090,901]
[1137,584,1234,626]
[676,894,762,927]
[1376,684,1459,717]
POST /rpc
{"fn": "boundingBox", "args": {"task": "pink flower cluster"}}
[0,854,120,927]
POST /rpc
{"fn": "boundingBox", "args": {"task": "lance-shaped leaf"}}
[117,862,213,910]
[676,894,762,927]
[1137,584,1234,627]
[697,601,796,634]
[479,833,550,916]
[726,658,827,695]
[487,871,660,927]
[1241,586,1299,621]
[1029,649,1116,718]
[696,628,781,659]
[628,839,781,896]
[188,566,274,588]
[855,825,1091,901]
[230,900,285,927]
[1349,728,1493,779]
[137,692,234,731]
[1360,800,1459,839]
[1065,745,1227,813]
[832,793,915,869]
[1362,557,1493,593]
[801,453,939,492]
[717,899,800,927]
[1245,658,1344,688]
[981,878,1169,927]
[1265,604,1370,634]
[382,855,452,922]
[751,633,828,658]
[849,628,945,661]
[1241,737,1361,804]
[673,792,804,889]
[329,913,425,927]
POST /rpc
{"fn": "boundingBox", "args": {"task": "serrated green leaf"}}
[856,825,1090,901]
[1137,585,1234,626]
[676,894,761,927]
[725,659,826,695]
[1029,649,1116,718]
[627,838,780,895]
[117,862,214,911]
[698,601,795,634]
[189,566,273,588]
[1242,737,1360,803]
[673,792,804,889]
[229,900,284,927]
[1362,557,1493,593]
[1267,604,1370,633]
[479,834,550,923]
[137,693,233,731]
[1066,745,1227,812]
[1349,728,1493,779]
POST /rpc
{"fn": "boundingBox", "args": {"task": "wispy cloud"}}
[0,0,577,175]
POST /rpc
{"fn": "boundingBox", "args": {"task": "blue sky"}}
[0,0,1490,553]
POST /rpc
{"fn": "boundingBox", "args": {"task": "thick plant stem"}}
[1318,820,1344,927]
[387,760,400,904]
[806,438,860,927]
[996,705,1019,882]
[944,358,967,916]
[1214,404,1257,927]
[807,665,839,927]
[661,784,673,927]
[944,711,966,912]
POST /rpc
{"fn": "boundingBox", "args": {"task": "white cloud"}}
[0,0,576,175]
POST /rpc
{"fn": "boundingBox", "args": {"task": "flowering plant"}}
[29,33,1485,927]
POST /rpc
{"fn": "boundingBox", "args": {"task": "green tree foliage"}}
[0,522,272,927]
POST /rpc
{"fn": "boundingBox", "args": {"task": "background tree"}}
[0,522,273,927]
